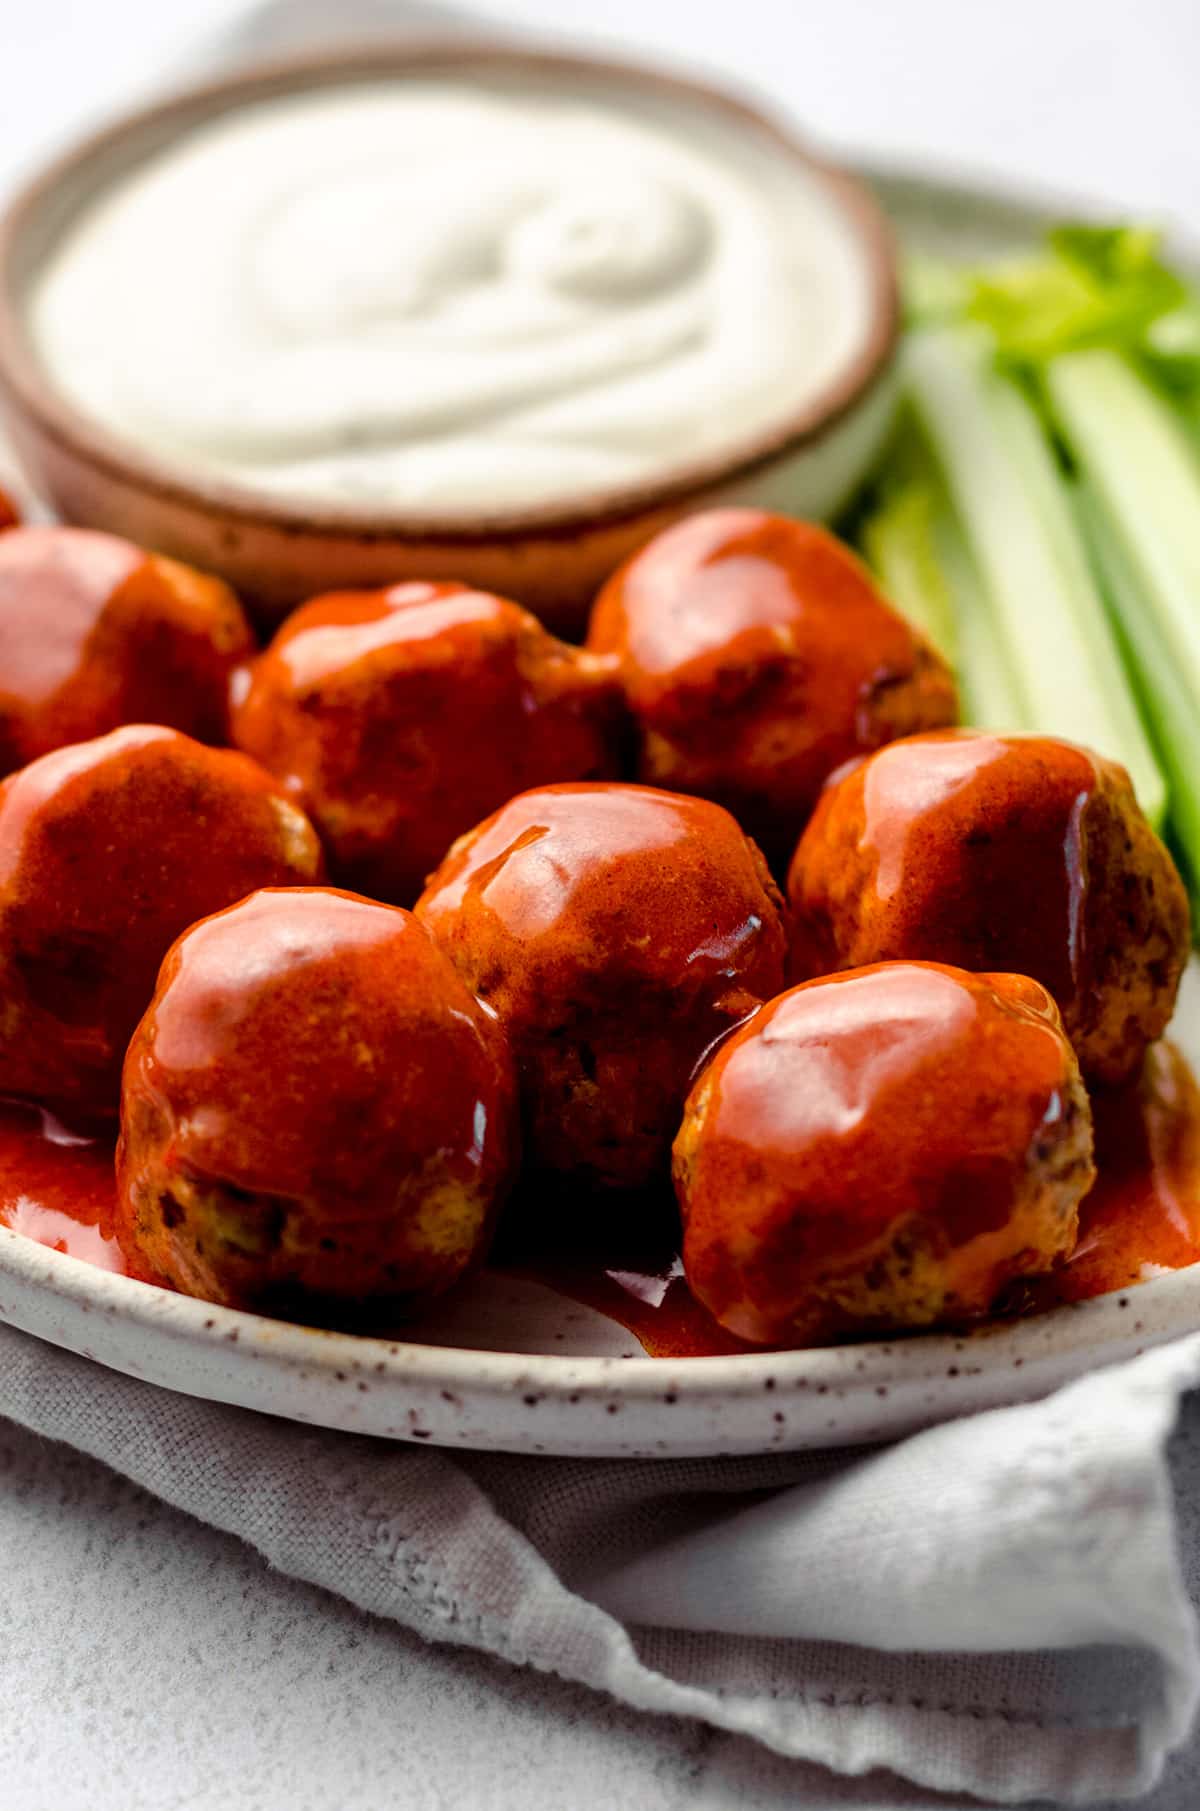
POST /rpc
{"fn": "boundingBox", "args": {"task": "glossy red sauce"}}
[0,525,254,773]
[4,1042,1200,1351]
[790,732,1098,1012]
[230,582,624,907]
[1026,1041,1200,1308]
[586,508,957,863]
[117,888,519,1315]
[0,1098,127,1274]
[787,730,1191,1090]
[0,726,326,1123]
[416,782,789,1195]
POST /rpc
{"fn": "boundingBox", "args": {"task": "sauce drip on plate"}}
[1022,1040,1200,1309]
[504,1250,755,1357]
[4,1041,1200,1352]
[0,1097,126,1273]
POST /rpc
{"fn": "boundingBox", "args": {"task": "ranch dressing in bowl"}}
[28,74,884,518]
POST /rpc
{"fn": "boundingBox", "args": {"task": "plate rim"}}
[2,1211,1192,1399]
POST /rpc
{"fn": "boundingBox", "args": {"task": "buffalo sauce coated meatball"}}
[117,888,518,1320]
[0,487,19,531]
[416,782,788,1195]
[0,725,323,1121]
[587,509,958,863]
[788,730,1190,1085]
[676,963,1094,1346]
[231,581,625,904]
[0,526,254,774]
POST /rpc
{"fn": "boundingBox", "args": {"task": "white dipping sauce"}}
[32,77,877,516]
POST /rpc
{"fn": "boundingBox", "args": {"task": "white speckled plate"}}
[2,166,1200,1457]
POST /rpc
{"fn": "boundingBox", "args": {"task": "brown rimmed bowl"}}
[0,44,899,635]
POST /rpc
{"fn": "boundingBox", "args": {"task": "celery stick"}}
[1075,479,1200,889]
[927,490,1024,730]
[904,325,1167,826]
[861,479,958,660]
[1045,349,1200,714]
[860,468,1024,728]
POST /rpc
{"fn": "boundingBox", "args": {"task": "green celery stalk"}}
[927,488,1025,730]
[1045,349,1200,716]
[860,466,1023,728]
[904,325,1167,827]
[861,478,958,661]
[1075,478,1200,890]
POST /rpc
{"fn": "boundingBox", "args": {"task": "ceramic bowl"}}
[0,45,899,635]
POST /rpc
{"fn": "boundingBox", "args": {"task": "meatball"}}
[117,888,518,1320]
[587,508,957,863]
[676,962,1094,1346]
[0,525,254,775]
[0,724,323,1122]
[0,487,19,531]
[231,581,625,904]
[416,782,789,1194]
[788,730,1190,1085]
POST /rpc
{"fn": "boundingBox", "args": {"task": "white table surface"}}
[4,3,1200,1806]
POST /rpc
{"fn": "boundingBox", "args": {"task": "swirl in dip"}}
[28,72,883,516]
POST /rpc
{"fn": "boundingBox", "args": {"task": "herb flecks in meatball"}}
[416,781,788,1197]
[587,508,957,864]
[788,730,1190,1084]
[117,887,518,1322]
[232,581,626,904]
[675,962,1094,1346]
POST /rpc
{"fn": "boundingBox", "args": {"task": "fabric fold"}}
[4,1316,1199,1804]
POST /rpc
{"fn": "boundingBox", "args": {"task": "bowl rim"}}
[0,41,900,546]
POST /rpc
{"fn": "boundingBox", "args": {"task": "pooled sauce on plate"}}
[5,1040,1200,1351]
[1020,1040,1200,1309]
[0,1099,127,1274]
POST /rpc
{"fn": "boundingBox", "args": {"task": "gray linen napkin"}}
[3,1314,1199,1805]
